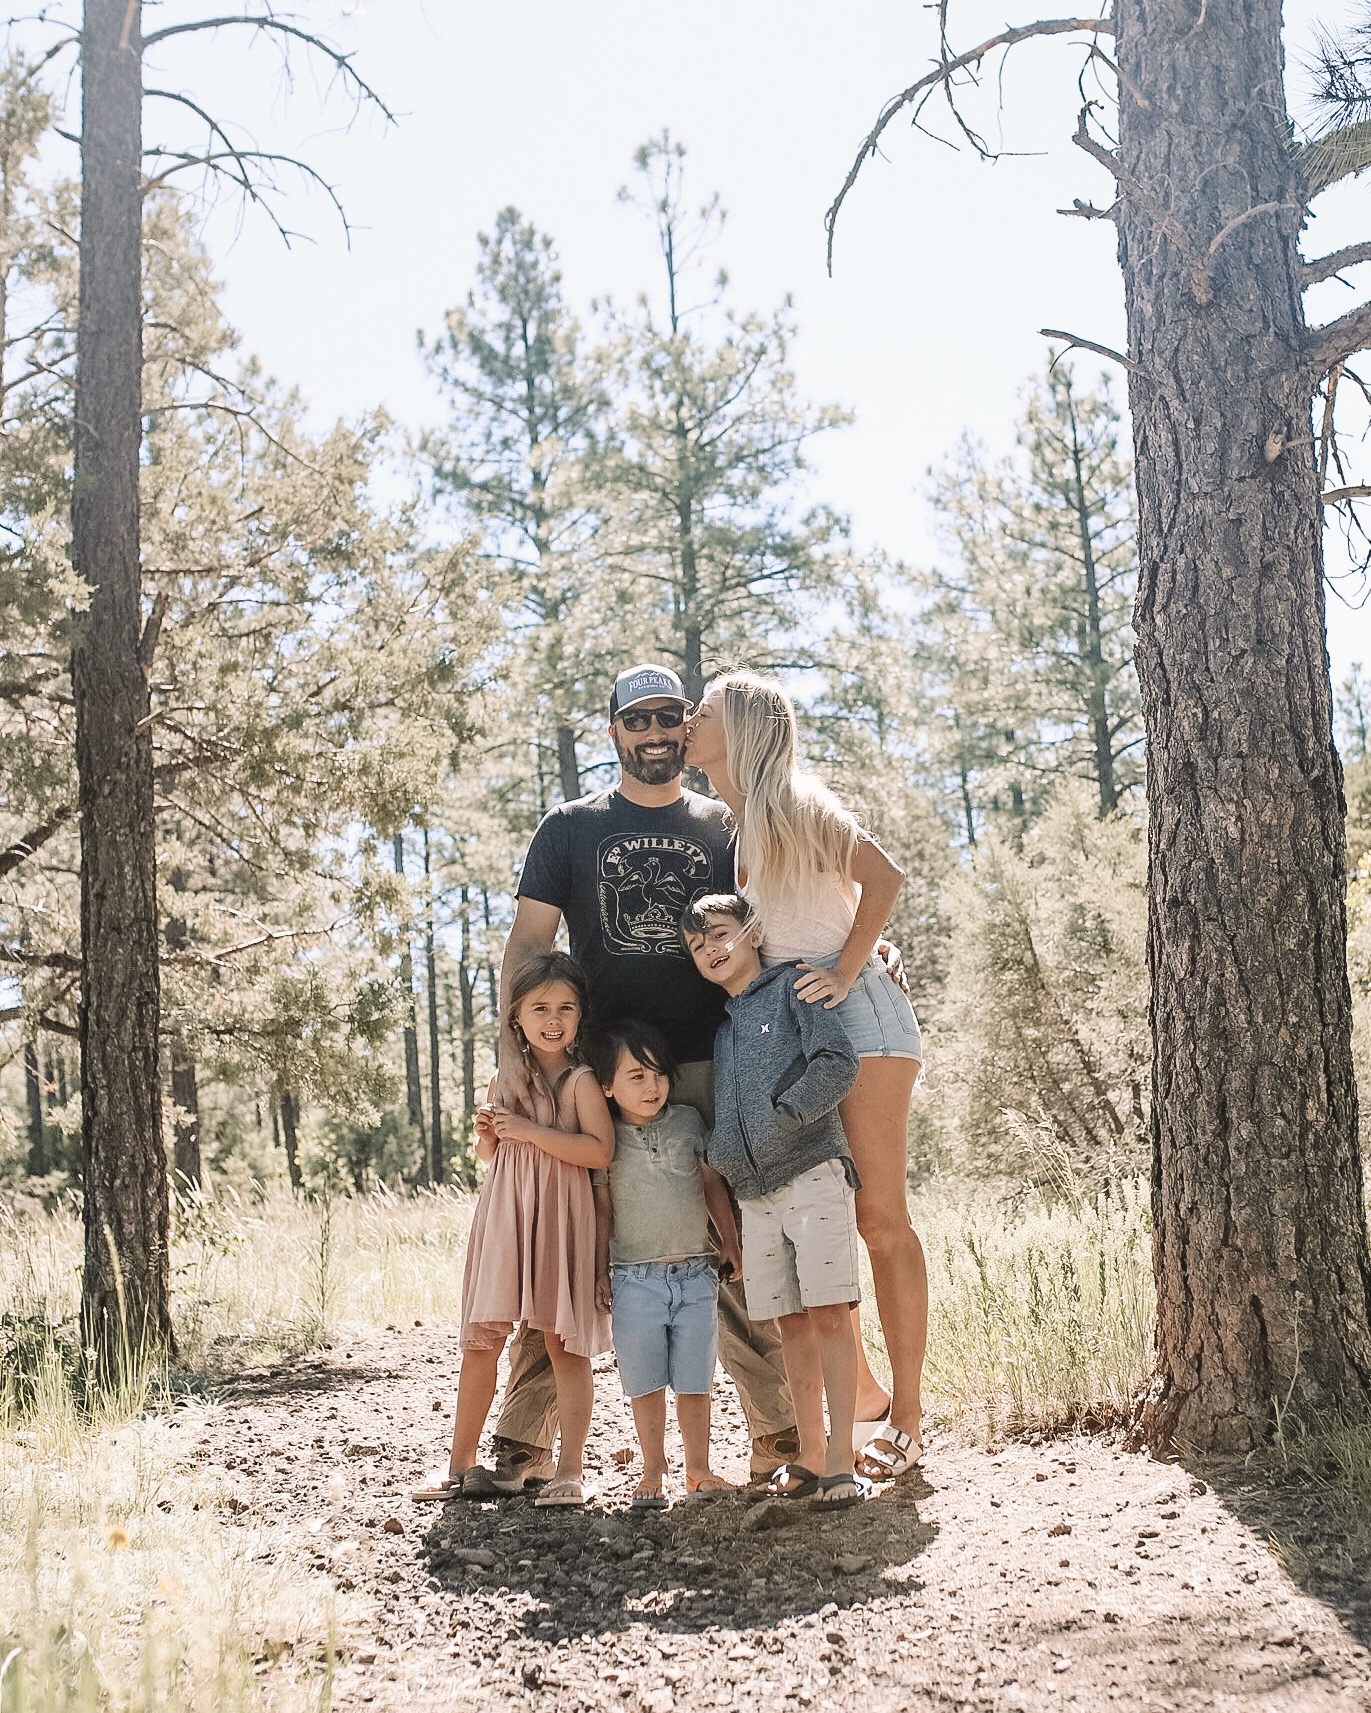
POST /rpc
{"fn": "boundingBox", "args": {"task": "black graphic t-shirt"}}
[517,790,734,1064]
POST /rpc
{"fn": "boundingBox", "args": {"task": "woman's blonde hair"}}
[716,670,859,921]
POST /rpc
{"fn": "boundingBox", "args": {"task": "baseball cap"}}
[608,663,691,719]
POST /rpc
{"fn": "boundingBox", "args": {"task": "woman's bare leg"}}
[852,1305,891,1422]
[841,1057,927,1450]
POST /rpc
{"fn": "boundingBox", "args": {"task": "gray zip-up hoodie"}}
[707,962,860,1201]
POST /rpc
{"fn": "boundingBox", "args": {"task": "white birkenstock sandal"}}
[855,1426,923,1480]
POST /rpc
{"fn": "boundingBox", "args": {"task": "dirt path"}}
[185,1323,1371,1711]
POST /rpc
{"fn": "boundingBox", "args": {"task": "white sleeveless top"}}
[741,866,859,965]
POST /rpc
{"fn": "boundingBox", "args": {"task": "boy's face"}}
[685,911,762,996]
[604,1051,670,1127]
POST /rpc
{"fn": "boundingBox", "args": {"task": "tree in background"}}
[422,209,609,806]
[71,0,168,1360]
[597,133,848,702]
[932,786,1148,1191]
[924,360,1140,839]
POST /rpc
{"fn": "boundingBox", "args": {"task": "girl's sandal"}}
[533,1476,589,1508]
[681,1474,733,1503]
[855,1427,923,1480]
[810,1472,868,1510]
[631,1478,670,1511]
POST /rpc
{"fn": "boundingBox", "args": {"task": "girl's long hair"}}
[504,951,589,1119]
[717,670,859,923]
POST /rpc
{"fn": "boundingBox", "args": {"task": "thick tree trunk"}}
[1118,0,1371,1451]
[25,1040,45,1175]
[423,827,444,1183]
[72,0,172,1365]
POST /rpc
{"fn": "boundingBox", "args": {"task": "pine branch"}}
[0,804,75,879]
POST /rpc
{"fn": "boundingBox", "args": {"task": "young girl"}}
[414,952,614,1508]
[588,1020,741,1509]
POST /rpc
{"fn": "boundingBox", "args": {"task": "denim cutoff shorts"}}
[610,1256,719,1398]
[805,951,923,1059]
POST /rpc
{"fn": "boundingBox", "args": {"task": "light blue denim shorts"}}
[610,1256,719,1398]
[805,952,923,1059]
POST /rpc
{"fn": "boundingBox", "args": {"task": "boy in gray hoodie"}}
[681,892,865,1508]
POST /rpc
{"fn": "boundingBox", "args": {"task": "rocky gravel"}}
[183,1322,1371,1711]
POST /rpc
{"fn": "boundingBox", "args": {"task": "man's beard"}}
[614,732,685,785]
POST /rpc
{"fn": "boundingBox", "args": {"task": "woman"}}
[685,669,927,1478]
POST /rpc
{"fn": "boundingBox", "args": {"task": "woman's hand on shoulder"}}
[794,962,853,1009]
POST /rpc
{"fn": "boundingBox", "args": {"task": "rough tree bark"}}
[1117,0,1371,1452]
[72,0,173,1363]
[831,0,1371,1452]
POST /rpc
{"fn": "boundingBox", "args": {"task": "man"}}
[486,662,799,1486]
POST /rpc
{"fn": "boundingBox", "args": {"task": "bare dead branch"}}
[1322,484,1371,504]
[0,804,75,880]
[1058,198,1118,220]
[141,13,397,124]
[1303,241,1371,287]
[1041,327,1150,378]
[143,146,348,241]
[1072,102,1121,177]
[1304,303,1371,377]
[825,15,1116,271]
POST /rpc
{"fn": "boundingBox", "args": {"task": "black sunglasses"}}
[617,707,686,732]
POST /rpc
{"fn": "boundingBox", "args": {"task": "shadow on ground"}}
[1200,1457,1371,1650]
[417,1472,939,1642]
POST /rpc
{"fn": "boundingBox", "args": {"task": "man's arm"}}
[494,896,564,1113]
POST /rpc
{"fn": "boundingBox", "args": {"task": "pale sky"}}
[39,1,1371,682]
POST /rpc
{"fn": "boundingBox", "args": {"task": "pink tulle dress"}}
[459,1064,610,1359]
